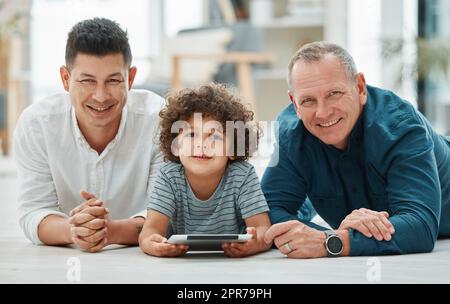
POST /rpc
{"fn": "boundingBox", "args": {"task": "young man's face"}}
[288,54,367,150]
[60,53,137,132]
[178,115,231,178]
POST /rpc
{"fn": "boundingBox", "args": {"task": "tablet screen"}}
[186,234,241,241]
[167,234,251,251]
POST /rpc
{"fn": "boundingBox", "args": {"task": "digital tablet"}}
[167,234,252,251]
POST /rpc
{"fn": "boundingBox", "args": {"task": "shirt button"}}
[351,186,357,193]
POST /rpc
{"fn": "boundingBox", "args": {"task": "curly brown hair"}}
[159,83,260,163]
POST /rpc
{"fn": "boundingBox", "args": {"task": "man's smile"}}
[86,104,115,113]
[317,118,342,128]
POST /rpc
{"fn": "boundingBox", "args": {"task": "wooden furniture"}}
[0,36,30,156]
[171,52,273,117]
[0,0,31,156]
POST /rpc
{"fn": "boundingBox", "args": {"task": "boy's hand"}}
[222,227,258,258]
[142,234,189,257]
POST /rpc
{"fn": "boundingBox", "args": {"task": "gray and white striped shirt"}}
[147,161,269,234]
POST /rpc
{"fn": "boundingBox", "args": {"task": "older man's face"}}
[288,54,367,150]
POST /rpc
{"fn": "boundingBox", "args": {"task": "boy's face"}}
[178,115,232,178]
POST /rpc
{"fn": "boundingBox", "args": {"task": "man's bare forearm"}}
[38,215,72,245]
[108,217,145,246]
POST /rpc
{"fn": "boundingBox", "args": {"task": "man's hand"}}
[68,191,110,252]
[140,234,189,257]
[69,205,110,252]
[338,208,395,241]
[264,220,328,259]
[222,227,260,258]
[69,191,102,216]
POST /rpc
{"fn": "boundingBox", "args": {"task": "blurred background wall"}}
[0,0,449,157]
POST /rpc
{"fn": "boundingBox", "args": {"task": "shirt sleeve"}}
[349,116,441,256]
[133,142,164,219]
[146,169,177,219]
[134,92,165,219]
[237,165,269,219]
[13,114,67,245]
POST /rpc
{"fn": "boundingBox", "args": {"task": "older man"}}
[262,41,450,258]
[14,18,164,252]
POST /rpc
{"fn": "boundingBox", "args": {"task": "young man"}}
[14,18,164,252]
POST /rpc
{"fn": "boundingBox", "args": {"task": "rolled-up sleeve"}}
[13,114,67,245]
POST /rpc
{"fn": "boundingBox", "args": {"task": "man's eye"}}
[80,79,95,84]
[300,99,315,106]
[108,79,122,84]
[329,91,343,98]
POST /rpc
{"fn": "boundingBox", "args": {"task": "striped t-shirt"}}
[147,161,269,234]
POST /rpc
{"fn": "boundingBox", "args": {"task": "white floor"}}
[1,158,450,283]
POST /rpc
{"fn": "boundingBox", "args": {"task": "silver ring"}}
[283,242,293,253]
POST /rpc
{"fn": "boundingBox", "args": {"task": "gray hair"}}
[287,41,358,89]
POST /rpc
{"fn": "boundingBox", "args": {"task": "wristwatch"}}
[324,230,343,257]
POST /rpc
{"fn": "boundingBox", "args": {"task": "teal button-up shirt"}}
[261,85,450,256]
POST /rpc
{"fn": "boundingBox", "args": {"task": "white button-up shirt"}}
[13,90,164,244]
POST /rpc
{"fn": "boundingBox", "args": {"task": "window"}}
[163,0,203,37]
[419,0,450,134]
[347,0,382,88]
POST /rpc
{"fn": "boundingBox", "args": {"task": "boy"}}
[139,84,272,257]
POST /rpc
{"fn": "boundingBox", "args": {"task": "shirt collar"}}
[322,107,365,155]
[349,107,364,143]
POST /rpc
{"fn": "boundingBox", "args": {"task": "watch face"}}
[327,236,343,255]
